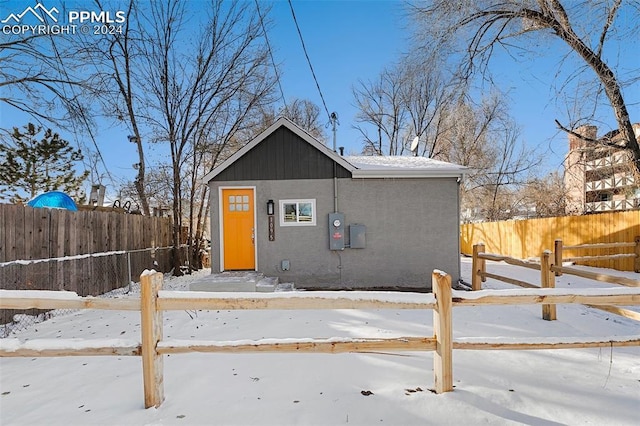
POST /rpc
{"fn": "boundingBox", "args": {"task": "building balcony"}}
[585,173,635,192]
[584,198,639,213]
[585,150,631,171]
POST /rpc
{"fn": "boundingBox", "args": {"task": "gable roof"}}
[203,117,466,182]
[202,117,354,182]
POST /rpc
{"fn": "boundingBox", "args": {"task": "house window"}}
[228,195,249,212]
[279,199,316,226]
[597,192,612,202]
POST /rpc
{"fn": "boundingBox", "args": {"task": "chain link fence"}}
[1,245,190,337]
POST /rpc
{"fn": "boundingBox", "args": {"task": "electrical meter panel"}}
[329,212,345,250]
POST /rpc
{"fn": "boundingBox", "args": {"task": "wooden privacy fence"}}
[1,271,639,409]
[0,204,172,262]
[472,243,640,322]
[460,210,640,271]
[0,204,175,324]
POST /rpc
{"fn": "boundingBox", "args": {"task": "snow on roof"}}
[344,155,466,178]
[345,155,462,169]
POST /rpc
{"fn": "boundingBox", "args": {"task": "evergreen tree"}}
[0,123,89,203]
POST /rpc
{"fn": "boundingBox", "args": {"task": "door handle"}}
[251,228,255,244]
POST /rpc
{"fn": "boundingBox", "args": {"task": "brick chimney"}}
[568,125,597,151]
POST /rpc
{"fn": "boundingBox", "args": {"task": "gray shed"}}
[203,117,465,290]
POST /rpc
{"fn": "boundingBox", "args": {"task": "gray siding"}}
[210,177,460,289]
[213,127,351,181]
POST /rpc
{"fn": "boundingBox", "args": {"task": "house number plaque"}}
[268,215,275,241]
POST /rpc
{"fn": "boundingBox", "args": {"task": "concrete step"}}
[275,282,296,292]
[256,276,279,292]
[189,272,293,293]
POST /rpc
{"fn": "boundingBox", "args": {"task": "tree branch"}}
[597,0,621,58]
[554,119,622,149]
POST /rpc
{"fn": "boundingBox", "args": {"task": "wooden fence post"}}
[472,243,485,291]
[141,271,164,408]
[433,270,453,393]
[554,239,563,276]
[540,250,557,321]
[635,236,640,273]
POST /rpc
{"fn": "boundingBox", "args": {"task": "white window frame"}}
[279,199,316,226]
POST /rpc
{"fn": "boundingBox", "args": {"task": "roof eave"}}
[351,169,466,179]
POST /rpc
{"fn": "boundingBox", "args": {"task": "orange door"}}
[221,188,256,270]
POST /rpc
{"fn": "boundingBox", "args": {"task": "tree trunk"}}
[170,141,183,276]
[131,132,150,216]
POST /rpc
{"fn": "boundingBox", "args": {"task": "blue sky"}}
[267,0,409,153]
[1,0,638,194]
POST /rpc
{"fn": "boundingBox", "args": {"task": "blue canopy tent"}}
[27,191,78,211]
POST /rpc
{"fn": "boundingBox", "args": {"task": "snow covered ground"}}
[1,257,639,425]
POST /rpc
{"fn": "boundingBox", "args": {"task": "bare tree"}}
[140,0,276,273]
[118,164,173,213]
[353,66,406,155]
[441,94,541,221]
[93,0,150,216]
[0,33,86,124]
[518,171,570,218]
[75,0,152,215]
[399,57,455,158]
[352,52,541,221]
[482,125,542,220]
[409,0,640,173]
[280,98,328,141]
[440,96,498,180]
[353,55,457,157]
[0,6,123,190]
[238,98,328,143]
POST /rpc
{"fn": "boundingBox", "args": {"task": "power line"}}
[287,0,331,121]
[254,0,288,111]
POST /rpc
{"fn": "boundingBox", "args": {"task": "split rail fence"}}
[1,270,639,409]
[472,243,640,321]
[554,238,640,273]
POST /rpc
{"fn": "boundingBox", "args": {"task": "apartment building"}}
[564,123,640,214]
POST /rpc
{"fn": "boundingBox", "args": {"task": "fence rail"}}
[471,243,640,322]
[554,238,640,273]
[1,271,639,409]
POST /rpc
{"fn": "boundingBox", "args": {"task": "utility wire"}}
[287,0,331,121]
[254,0,288,112]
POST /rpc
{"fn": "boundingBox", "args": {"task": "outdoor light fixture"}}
[267,199,275,215]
